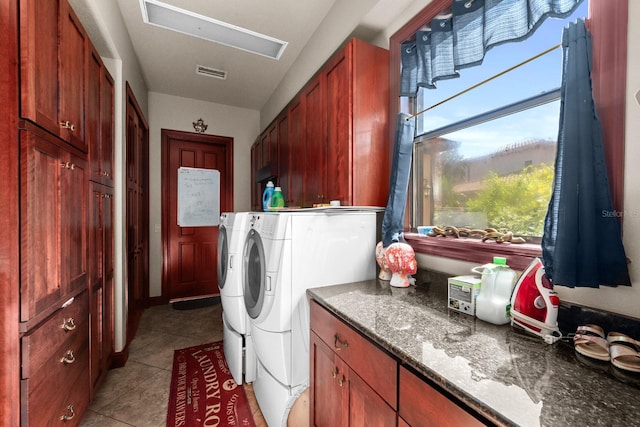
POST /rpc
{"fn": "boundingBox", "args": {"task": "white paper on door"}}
[177,167,220,227]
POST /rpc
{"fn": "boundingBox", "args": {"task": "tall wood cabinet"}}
[3,0,116,424]
[251,38,390,209]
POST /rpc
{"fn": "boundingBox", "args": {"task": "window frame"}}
[389,0,628,267]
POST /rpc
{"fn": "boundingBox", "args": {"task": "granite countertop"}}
[307,278,640,427]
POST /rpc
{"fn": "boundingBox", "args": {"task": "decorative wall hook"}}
[193,118,208,133]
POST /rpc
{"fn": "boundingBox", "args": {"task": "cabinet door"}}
[88,182,114,394]
[20,125,87,323]
[349,368,396,427]
[310,332,348,427]
[87,46,102,181]
[100,69,115,185]
[399,367,486,427]
[19,0,60,134]
[102,186,114,372]
[289,96,306,206]
[58,0,87,151]
[304,76,326,205]
[63,150,88,295]
[277,112,291,202]
[20,128,64,322]
[325,46,352,205]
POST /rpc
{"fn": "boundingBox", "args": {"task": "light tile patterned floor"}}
[80,302,267,427]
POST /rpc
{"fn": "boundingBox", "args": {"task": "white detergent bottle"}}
[472,257,517,325]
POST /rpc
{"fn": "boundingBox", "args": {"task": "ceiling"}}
[113,0,340,111]
[70,0,417,112]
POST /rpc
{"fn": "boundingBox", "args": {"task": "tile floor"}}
[79,302,267,427]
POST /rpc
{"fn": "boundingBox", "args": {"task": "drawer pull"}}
[61,317,76,332]
[331,367,338,378]
[60,404,75,421]
[60,120,76,131]
[337,375,346,387]
[60,350,76,365]
[334,334,348,350]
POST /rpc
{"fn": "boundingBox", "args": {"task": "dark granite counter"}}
[307,278,640,427]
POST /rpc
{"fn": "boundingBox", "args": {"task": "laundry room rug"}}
[166,341,256,427]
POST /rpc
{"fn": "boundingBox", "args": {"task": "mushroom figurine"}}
[385,242,417,288]
[375,241,392,281]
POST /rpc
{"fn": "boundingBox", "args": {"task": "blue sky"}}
[418,1,589,158]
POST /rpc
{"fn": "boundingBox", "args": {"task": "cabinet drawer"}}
[21,343,89,426]
[310,300,397,408]
[399,366,486,427]
[22,291,88,378]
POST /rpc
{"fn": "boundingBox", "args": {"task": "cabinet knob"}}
[334,333,348,350]
[60,349,76,365]
[331,367,338,378]
[337,375,346,387]
[60,404,75,421]
[61,317,76,332]
[60,162,75,170]
[59,120,76,131]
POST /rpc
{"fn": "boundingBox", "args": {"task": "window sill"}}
[404,233,542,271]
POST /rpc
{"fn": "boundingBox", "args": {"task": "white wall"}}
[147,92,259,298]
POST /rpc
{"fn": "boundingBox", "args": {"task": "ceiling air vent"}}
[196,65,227,80]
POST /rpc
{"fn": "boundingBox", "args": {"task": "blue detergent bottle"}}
[262,181,274,211]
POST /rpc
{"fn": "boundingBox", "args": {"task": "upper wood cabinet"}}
[20,0,87,152]
[303,75,327,205]
[87,44,115,186]
[252,38,390,208]
[325,39,390,206]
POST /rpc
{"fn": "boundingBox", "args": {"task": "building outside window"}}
[412,2,588,242]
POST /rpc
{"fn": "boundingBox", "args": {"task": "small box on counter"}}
[448,275,481,316]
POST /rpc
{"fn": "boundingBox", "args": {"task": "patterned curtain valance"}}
[400,0,584,97]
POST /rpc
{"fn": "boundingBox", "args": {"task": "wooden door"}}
[161,129,233,302]
[125,85,149,340]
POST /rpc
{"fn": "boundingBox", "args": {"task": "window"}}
[413,2,587,242]
[390,0,627,267]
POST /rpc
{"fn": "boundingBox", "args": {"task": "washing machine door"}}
[243,228,265,319]
[217,225,229,289]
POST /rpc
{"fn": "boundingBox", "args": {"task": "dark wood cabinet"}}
[325,39,390,206]
[310,299,489,427]
[251,38,390,208]
[20,0,87,152]
[12,0,115,423]
[19,123,88,327]
[310,300,396,427]
[21,291,90,426]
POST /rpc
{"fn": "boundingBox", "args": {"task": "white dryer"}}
[242,211,377,426]
[217,212,256,384]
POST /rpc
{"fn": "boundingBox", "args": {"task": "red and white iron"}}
[510,258,561,344]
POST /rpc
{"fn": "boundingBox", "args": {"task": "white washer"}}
[242,211,377,426]
[218,212,256,384]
